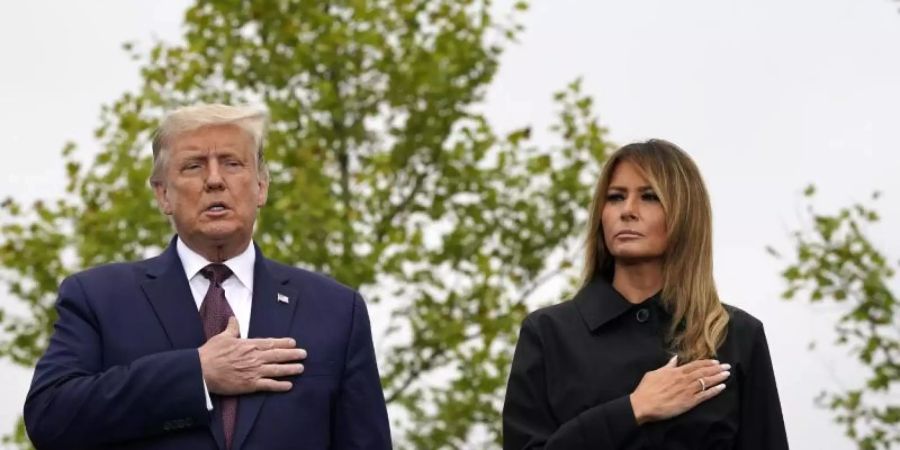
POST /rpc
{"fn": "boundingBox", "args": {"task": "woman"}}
[503,140,788,449]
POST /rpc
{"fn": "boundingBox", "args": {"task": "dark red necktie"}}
[199,263,238,449]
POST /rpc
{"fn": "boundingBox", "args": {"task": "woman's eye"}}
[642,192,659,202]
[606,193,624,202]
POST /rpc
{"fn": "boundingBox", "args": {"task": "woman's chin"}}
[611,251,664,264]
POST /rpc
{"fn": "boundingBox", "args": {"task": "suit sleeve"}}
[503,316,638,450]
[331,292,392,450]
[735,322,789,450]
[24,275,210,450]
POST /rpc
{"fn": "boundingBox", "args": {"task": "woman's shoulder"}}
[517,299,593,346]
[523,278,632,332]
[525,299,581,326]
[722,302,766,339]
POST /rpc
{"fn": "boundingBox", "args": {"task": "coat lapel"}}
[139,237,225,450]
[231,246,300,450]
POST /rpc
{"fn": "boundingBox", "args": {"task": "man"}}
[24,104,392,449]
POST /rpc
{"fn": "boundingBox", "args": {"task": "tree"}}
[770,186,899,450]
[0,1,609,448]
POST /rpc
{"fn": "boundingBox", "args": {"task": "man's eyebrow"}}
[174,146,243,155]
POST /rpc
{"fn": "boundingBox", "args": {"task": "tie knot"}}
[201,263,233,285]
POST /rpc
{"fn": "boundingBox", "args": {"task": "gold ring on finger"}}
[698,378,706,392]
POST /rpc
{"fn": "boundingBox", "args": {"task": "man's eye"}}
[182,163,202,170]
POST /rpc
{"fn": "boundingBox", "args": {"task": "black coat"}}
[503,277,789,449]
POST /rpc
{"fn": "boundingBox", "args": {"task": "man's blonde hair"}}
[149,104,269,185]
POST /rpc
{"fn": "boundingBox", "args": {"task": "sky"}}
[2,1,900,448]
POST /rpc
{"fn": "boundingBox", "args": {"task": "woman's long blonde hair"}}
[582,139,729,362]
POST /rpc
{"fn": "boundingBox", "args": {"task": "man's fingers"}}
[259,348,307,363]
[258,348,307,363]
[259,363,304,378]
[255,378,293,392]
[247,337,297,350]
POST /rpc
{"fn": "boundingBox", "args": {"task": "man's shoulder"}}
[262,258,358,299]
[64,246,179,284]
[68,260,146,283]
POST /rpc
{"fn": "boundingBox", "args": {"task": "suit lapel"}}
[139,237,225,450]
[139,237,206,353]
[231,247,300,450]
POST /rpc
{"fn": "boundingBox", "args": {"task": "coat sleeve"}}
[331,292,392,450]
[24,274,210,450]
[735,322,790,450]
[503,316,639,450]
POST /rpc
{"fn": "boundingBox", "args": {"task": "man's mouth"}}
[206,202,229,212]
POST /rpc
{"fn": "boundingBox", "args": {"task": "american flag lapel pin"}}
[277,293,290,304]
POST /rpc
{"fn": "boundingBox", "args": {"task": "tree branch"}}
[375,168,429,243]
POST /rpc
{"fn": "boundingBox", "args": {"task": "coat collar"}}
[573,276,666,332]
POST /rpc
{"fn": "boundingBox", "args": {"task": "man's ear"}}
[152,182,173,215]
[256,177,269,208]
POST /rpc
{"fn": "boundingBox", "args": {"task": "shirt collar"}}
[573,276,665,332]
[176,236,256,292]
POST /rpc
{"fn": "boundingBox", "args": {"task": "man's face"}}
[153,124,268,250]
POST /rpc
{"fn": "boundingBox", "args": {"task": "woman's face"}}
[601,160,668,264]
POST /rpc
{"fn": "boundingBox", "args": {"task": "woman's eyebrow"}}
[607,185,653,191]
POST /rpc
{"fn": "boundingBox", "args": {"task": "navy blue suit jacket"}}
[24,238,392,450]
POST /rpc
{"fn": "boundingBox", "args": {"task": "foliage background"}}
[2,0,900,449]
[1,1,608,448]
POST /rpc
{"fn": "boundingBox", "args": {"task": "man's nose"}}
[204,159,225,190]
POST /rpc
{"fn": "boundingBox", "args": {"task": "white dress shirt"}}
[177,237,255,338]
[176,237,256,410]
